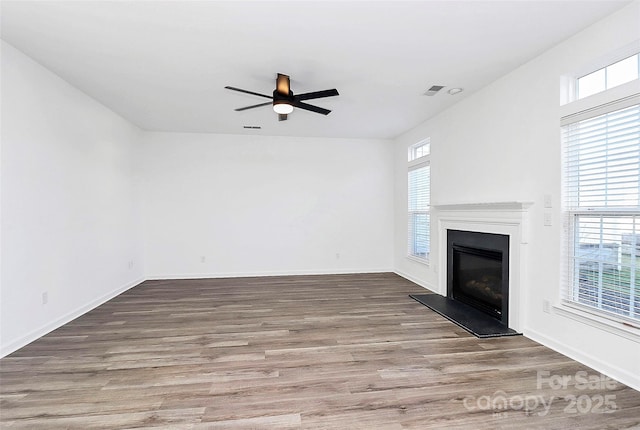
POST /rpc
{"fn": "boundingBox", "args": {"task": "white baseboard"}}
[394,270,439,293]
[524,328,640,393]
[145,268,394,280]
[0,277,145,358]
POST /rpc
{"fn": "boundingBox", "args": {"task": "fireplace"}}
[447,230,509,325]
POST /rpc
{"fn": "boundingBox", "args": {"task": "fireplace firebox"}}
[447,230,509,325]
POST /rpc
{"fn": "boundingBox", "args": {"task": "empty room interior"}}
[1,1,640,428]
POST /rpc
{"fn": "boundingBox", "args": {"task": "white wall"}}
[393,2,640,390]
[0,41,144,356]
[140,132,394,278]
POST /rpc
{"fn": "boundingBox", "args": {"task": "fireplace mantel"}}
[434,201,534,243]
[434,201,534,332]
[434,201,534,211]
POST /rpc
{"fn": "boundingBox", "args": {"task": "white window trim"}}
[560,41,640,105]
[407,140,430,265]
[553,302,640,342]
[560,79,640,123]
[407,254,430,265]
[407,158,430,264]
[408,157,426,170]
[559,65,640,337]
[408,138,430,163]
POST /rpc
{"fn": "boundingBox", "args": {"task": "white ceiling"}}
[0,1,631,139]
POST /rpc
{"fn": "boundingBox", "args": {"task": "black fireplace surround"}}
[447,230,510,326]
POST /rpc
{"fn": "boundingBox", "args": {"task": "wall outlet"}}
[336,253,340,260]
[42,292,48,305]
[543,299,550,314]
[200,256,206,263]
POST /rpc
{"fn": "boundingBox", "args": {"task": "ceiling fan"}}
[225,73,339,121]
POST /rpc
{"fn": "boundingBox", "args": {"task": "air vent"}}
[424,85,445,96]
[243,125,261,129]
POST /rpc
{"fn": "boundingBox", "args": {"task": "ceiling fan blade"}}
[234,101,272,111]
[278,113,288,121]
[295,89,339,101]
[292,100,331,115]
[225,86,272,99]
[276,73,290,95]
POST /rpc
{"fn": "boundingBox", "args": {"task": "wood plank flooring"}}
[1,273,639,429]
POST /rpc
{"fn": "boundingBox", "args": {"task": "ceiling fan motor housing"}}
[273,89,294,105]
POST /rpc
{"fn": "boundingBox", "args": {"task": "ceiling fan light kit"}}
[273,99,294,115]
[226,73,339,122]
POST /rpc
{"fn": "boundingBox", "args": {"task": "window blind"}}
[408,164,430,260]
[562,103,640,322]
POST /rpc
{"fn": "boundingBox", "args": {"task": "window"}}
[408,139,430,262]
[577,53,639,99]
[409,140,430,161]
[562,102,640,323]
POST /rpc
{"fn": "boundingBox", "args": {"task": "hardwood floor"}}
[1,273,639,429]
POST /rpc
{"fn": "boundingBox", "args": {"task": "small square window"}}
[577,53,639,99]
[577,68,605,99]
[607,55,639,89]
[408,139,430,162]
